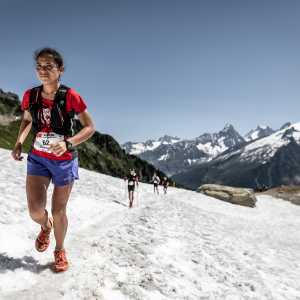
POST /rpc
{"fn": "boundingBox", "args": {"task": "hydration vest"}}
[29,84,76,137]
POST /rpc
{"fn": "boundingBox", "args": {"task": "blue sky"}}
[1,0,300,143]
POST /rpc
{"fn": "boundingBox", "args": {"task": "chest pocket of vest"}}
[51,102,64,129]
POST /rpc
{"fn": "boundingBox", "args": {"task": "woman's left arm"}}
[67,110,95,146]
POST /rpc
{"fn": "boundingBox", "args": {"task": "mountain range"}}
[173,123,300,189]
[123,122,299,190]
[122,123,290,175]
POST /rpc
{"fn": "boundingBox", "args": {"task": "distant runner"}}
[152,173,160,195]
[162,176,169,194]
[124,169,139,208]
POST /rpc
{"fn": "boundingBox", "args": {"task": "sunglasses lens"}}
[36,64,57,71]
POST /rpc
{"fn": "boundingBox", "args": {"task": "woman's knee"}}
[52,207,67,219]
[29,208,45,222]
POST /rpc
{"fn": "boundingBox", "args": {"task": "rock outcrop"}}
[198,184,257,207]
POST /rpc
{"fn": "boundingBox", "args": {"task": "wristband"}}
[65,140,74,151]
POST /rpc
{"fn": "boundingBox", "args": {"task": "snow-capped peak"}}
[122,135,180,155]
[158,135,181,144]
[221,123,235,132]
[195,125,244,160]
[245,125,274,142]
[144,139,156,146]
[279,122,292,130]
[239,122,300,163]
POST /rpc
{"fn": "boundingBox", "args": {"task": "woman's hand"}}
[49,141,67,156]
[11,142,23,161]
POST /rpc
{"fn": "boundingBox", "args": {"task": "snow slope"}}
[0,148,300,300]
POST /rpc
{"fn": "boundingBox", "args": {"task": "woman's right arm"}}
[11,110,32,161]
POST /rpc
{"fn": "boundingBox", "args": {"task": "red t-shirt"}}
[21,87,87,160]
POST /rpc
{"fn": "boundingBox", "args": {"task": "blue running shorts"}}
[27,152,79,186]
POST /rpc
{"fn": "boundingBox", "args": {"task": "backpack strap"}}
[29,85,43,134]
[51,85,76,137]
[53,85,75,117]
[29,85,42,107]
[53,84,69,111]
[50,85,68,132]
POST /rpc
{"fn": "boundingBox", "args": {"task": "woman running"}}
[11,47,95,272]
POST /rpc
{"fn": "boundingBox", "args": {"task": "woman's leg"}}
[26,175,51,230]
[128,191,132,207]
[51,183,73,250]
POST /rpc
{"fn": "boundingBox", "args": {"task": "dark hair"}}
[34,47,64,68]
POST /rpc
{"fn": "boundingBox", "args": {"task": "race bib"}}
[128,181,134,186]
[34,132,64,153]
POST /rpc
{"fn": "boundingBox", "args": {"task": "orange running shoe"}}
[53,249,69,272]
[35,217,53,252]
